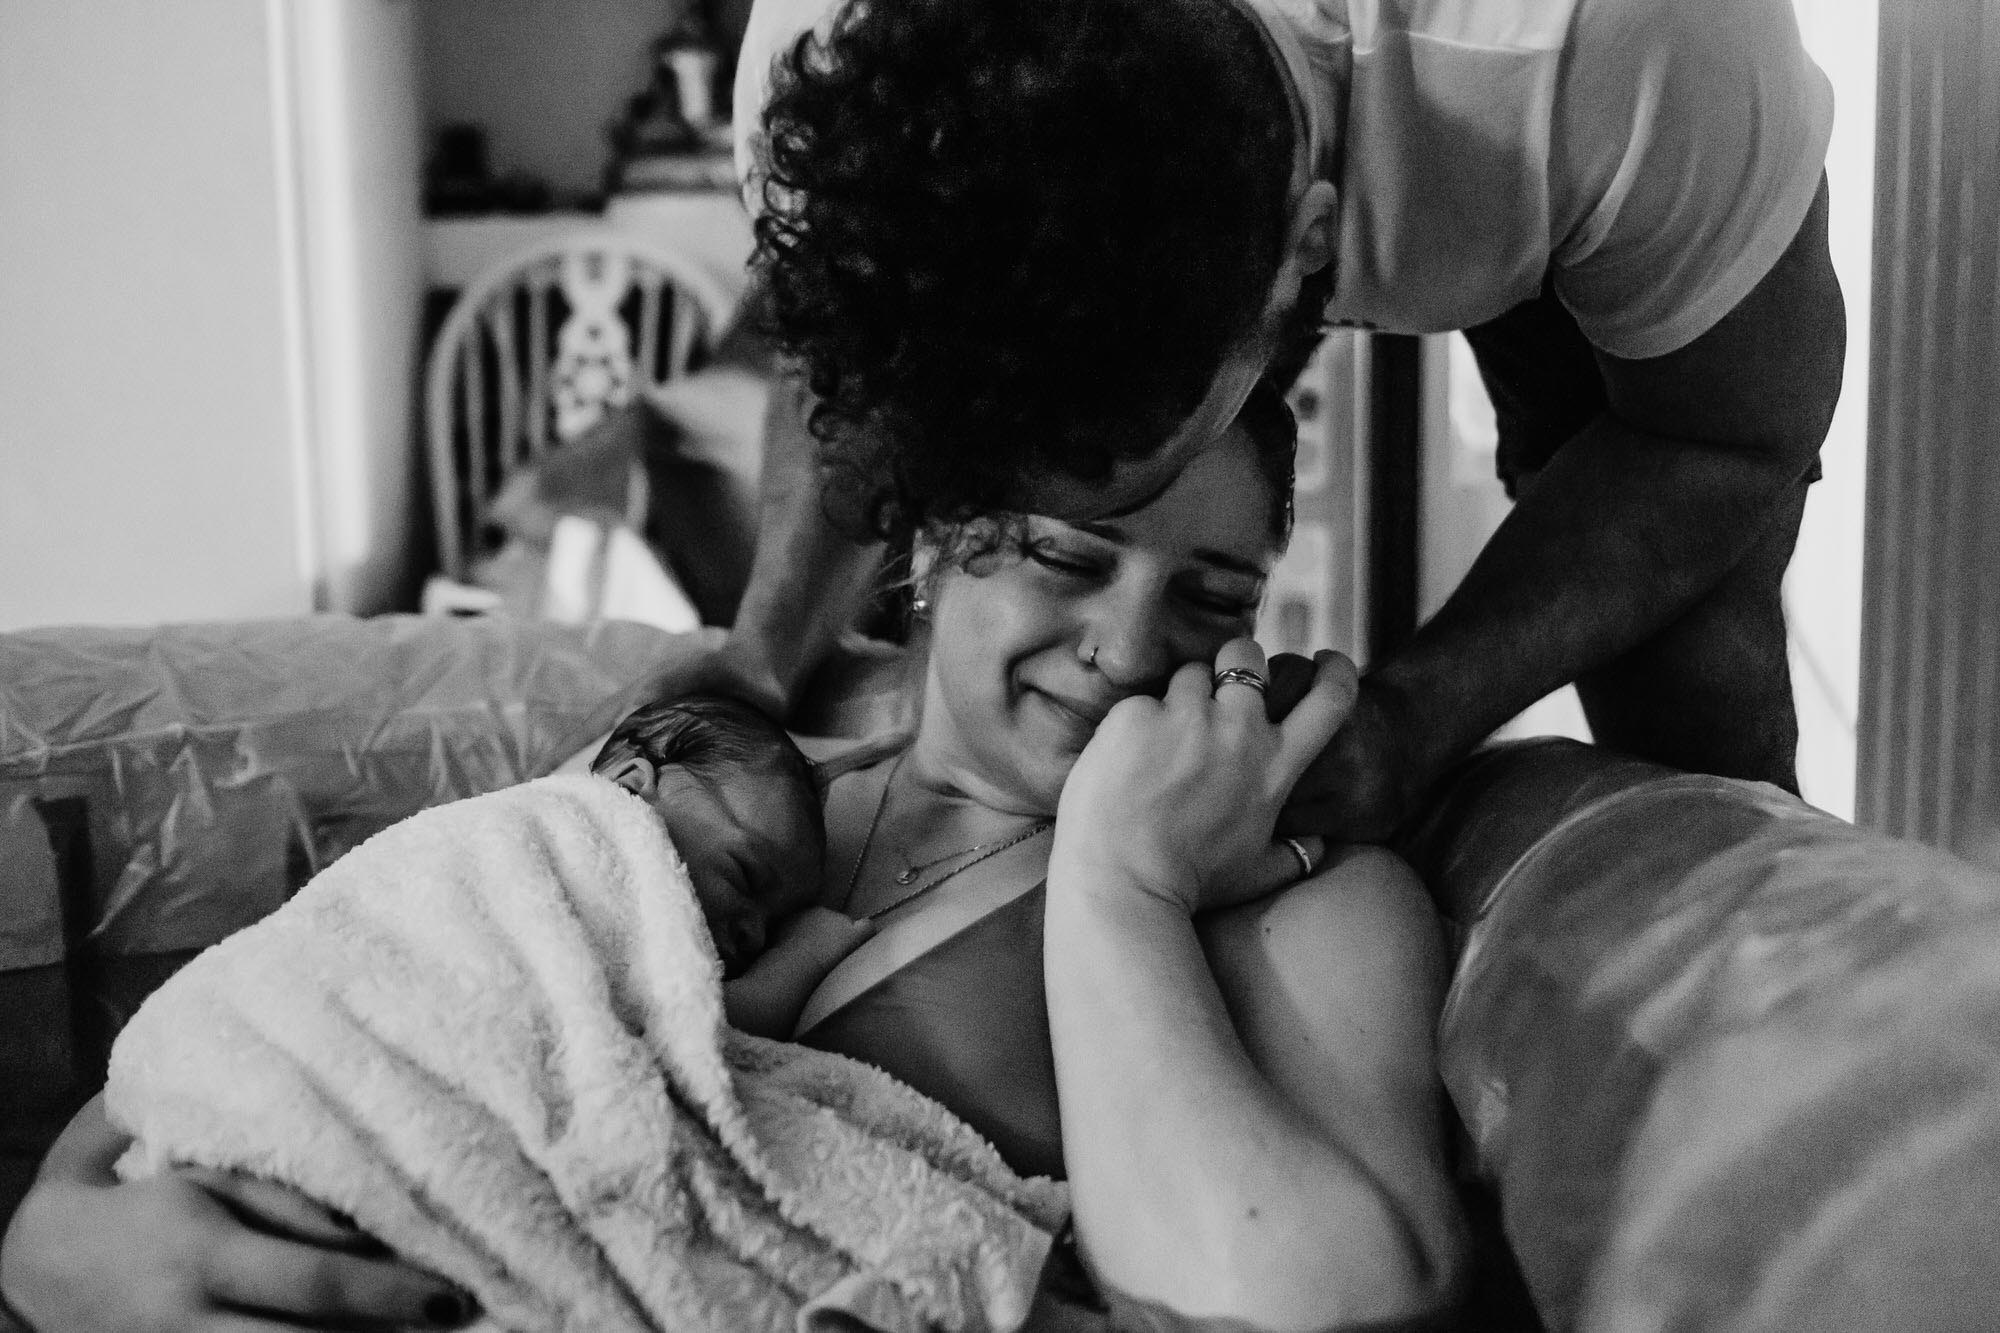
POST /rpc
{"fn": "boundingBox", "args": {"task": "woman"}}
[0,384,1465,1330]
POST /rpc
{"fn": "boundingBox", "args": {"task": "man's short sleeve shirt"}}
[732,0,1835,361]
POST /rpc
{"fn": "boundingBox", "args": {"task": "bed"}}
[3,613,1997,1330]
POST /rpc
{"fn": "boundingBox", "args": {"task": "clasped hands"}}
[1052,639,1383,917]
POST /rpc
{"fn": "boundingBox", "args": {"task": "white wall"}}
[1784,0,1878,821]
[417,0,677,202]
[0,0,307,630]
[279,0,426,614]
[0,0,424,632]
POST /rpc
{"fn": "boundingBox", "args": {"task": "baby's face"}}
[645,763,823,979]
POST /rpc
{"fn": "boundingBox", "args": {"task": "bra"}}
[797,883,1065,1181]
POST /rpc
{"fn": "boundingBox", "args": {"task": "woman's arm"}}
[1045,646,1465,1328]
[1203,848,1464,1305]
[0,1095,471,1332]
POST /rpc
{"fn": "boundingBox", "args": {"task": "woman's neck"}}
[834,740,1054,921]
[906,678,1058,820]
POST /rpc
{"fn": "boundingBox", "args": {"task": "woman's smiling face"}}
[918,424,1285,814]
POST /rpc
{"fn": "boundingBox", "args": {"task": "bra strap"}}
[794,873,1046,1037]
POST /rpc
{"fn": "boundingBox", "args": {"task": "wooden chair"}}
[422,231,736,589]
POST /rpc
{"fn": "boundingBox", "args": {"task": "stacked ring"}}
[1212,667,1268,696]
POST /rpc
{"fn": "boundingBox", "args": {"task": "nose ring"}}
[1084,644,1099,669]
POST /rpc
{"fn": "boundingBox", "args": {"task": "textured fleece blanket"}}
[106,774,1067,1333]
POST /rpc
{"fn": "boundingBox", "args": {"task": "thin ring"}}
[1085,645,1099,668]
[1212,666,1268,696]
[1283,837,1316,878]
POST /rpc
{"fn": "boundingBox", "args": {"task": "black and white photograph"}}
[1,0,1994,1328]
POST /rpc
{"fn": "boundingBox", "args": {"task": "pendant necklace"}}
[895,831,1038,884]
[842,751,1053,922]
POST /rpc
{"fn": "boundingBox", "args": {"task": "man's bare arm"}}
[1287,177,1846,839]
[628,284,883,725]
[700,358,884,716]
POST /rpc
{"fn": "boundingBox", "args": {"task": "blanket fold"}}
[107,774,1066,1333]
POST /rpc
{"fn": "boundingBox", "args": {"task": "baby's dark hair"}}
[592,695,825,858]
[753,0,1297,542]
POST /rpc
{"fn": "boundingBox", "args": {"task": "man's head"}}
[592,696,825,977]
[754,0,1337,535]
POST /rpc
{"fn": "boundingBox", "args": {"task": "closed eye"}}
[728,851,751,890]
[1186,597,1258,620]
[1025,541,1106,579]
[1176,578,1263,620]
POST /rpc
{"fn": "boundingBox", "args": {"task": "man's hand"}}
[551,628,795,771]
[636,628,793,720]
[1265,657,1417,843]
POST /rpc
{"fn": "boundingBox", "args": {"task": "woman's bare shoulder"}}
[1203,844,1443,970]
[1196,844,1454,1098]
[1306,845,1443,949]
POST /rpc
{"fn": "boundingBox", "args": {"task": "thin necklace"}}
[842,751,1053,922]
[897,833,1036,884]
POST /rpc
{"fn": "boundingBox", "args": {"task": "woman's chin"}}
[988,752,1074,818]
[1023,688,1103,754]
[957,694,1092,812]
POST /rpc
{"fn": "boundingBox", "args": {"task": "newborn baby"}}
[103,694,1054,1333]
[587,694,871,1036]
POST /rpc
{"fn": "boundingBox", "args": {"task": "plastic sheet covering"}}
[1423,742,2000,1332]
[0,614,690,968]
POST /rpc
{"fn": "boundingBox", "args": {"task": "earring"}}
[911,593,930,614]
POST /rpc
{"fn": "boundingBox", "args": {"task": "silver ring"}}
[1086,645,1098,668]
[1212,666,1268,696]
[1284,837,1316,878]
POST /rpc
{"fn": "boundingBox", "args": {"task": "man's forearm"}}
[1373,413,1817,790]
[622,359,881,726]
[723,363,884,709]
[1341,173,1846,817]
[1386,411,1812,752]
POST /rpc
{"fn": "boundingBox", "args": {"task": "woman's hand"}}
[1052,640,1358,915]
[1,1096,475,1333]
[1042,642,1464,1324]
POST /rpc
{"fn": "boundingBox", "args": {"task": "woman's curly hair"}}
[753,0,1298,541]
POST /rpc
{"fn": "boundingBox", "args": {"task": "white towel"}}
[106,774,1066,1333]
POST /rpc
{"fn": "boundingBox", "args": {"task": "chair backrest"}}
[424,231,736,582]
